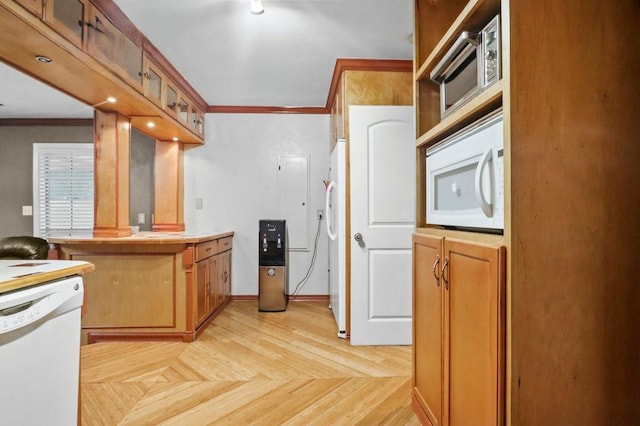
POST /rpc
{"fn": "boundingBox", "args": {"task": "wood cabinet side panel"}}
[508,1,640,424]
[93,111,132,235]
[77,254,176,327]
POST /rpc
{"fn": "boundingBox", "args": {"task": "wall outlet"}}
[317,209,324,220]
[22,205,33,216]
[137,212,146,224]
[195,198,203,210]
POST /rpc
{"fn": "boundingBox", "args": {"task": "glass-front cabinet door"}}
[86,5,142,90]
[190,106,205,137]
[177,95,189,125]
[165,82,178,117]
[197,110,205,137]
[44,0,87,47]
[142,56,165,108]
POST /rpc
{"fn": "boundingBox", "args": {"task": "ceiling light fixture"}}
[35,55,53,64]
[250,0,264,15]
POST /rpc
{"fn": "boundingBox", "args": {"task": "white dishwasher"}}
[0,275,84,425]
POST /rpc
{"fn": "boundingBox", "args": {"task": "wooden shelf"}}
[414,226,504,245]
[416,79,503,148]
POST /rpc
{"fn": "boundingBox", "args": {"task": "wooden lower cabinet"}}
[218,249,231,302]
[412,232,506,426]
[192,237,233,329]
[195,257,210,325]
[413,233,443,426]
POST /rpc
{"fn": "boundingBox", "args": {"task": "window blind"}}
[33,143,94,238]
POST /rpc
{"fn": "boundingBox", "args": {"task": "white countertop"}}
[0,260,94,293]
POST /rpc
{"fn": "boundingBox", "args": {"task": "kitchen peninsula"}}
[50,231,233,344]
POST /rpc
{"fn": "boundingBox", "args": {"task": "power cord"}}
[289,214,323,299]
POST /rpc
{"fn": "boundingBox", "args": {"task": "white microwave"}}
[426,110,504,231]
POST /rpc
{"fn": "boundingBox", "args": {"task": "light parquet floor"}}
[81,300,420,425]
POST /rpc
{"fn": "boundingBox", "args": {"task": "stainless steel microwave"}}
[430,15,501,118]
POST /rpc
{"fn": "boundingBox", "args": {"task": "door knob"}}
[354,233,363,242]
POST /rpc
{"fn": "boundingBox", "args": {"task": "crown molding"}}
[207,58,412,115]
[207,105,328,114]
[0,118,93,126]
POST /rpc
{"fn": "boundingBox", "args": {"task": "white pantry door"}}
[349,105,415,345]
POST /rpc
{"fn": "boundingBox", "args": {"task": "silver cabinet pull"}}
[441,257,450,290]
[432,255,441,286]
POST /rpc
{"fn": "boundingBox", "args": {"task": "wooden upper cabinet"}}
[327,60,412,151]
[44,0,87,47]
[3,0,205,144]
[14,0,43,15]
[86,4,142,90]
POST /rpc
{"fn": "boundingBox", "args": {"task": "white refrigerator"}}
[326,138,346,338]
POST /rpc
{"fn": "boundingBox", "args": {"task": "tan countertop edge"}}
[0,262,95,294]
[48,231,235,245]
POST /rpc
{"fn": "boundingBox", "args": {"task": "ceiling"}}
[0,0,414,118]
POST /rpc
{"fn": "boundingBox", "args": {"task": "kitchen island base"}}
[50,232,233,344]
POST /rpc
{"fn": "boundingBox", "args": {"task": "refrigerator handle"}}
[325,180,337,241]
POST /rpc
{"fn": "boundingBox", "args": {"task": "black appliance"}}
[258,220,288,311]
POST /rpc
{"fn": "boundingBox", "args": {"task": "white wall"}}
[184,113,330,296]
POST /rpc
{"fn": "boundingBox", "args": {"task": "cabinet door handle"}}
[432,255,441,286]
[86,16,104,34]
[441,257,450,290]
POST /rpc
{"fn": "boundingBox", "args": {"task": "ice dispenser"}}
[258,219,288,311]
